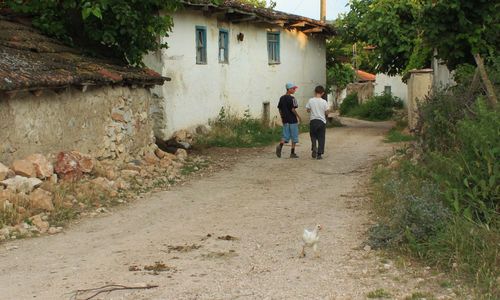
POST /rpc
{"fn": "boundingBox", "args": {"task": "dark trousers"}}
[309,119,326,155]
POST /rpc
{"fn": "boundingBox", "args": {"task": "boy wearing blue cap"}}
[276,83,301,158]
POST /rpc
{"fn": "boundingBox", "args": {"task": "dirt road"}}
[0,118,458,300]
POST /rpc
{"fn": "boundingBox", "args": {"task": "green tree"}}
[3,0,181,66]
[420,0,499,107]
[230,0,276,9]
[337,0,430,76]
[325,37,355,105]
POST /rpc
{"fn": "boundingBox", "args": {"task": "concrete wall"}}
[407,69,433,129]
[374,74,408,104]
[0,86,155,164]
[432,57,456,92]
[145,10,327,139]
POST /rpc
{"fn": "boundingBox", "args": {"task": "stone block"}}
[25,153,54,179]
[29,189,54,212]
[0,162,9,181]
[11,159,36,177]
[1,176,42,194]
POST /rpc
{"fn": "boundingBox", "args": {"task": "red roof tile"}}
[355,69,376,82]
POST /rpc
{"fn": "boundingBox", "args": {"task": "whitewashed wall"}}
[145,10,327,139]
[374,74,408,105]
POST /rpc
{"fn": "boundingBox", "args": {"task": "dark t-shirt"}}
[277,94,298,124]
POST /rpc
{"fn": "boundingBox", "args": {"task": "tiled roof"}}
[356,69,376,82]
[181,0,336,35]
[0,17,167,93]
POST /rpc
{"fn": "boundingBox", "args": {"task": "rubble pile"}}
[0,137,206,241]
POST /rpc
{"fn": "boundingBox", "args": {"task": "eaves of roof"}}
[181,0,336,35]
[0,17,168,95]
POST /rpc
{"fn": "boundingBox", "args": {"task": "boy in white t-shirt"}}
[305,86,330,159]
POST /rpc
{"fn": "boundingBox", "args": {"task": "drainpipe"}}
[320,0,326,22]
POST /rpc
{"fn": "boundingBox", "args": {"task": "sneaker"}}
[316,154,323,160]
[290,153,299,158]
[275,144,282,158]
[311,151,317,159]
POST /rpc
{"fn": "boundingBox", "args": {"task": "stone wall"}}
[0,86,155,164]
[346,82,375,103]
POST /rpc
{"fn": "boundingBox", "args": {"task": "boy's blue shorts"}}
[282,123,299,143]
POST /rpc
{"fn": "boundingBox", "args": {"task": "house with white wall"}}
[374,74,408,105]
[145,0,335,140]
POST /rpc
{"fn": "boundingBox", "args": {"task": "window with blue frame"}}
[218,29,229,63]
[267,31,280,64]
[196,26,207,64]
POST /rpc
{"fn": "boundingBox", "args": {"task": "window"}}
[267,31,280,64]
[196,26,207,64]
[384,85,392,95]
[218,29,229,63]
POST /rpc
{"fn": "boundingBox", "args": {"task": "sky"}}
[271,0,350,21]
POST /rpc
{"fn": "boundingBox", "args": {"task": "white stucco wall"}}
[374,74,408,104]
[145,10,327,139]
[432,57,456,91]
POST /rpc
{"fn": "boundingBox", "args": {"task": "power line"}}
[292,0,306,14]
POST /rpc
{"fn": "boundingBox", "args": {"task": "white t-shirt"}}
[305,97,329,124]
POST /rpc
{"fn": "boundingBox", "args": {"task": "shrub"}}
[370,166,451,249]
[371,160,499,297]
[422,100,499,224]
[371,61,500,296]
[339,93,359,115]
[341,93,403,121]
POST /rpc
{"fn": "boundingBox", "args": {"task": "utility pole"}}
[320,0,326,22]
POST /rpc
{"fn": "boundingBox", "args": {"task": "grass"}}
[439,280,453,288]
[367,288,392,298]
[404,292,435,300]
[195,107,281,148]
[181,158,209,176]
[195,107,344,149]
[384,128,415,143]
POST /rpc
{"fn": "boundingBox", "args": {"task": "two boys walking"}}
[276,83,330,159]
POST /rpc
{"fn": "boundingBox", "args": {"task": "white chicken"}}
[300,224,322,258]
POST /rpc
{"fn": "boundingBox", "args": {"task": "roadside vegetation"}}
[195,106,343,149]
[339,92,404,121]
[370,64,499,298]
[195,107,281,148]
[384,118,415,144]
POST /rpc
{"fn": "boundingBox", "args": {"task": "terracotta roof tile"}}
[356,69,376,82]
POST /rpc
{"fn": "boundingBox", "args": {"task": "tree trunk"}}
[473,53,498,108]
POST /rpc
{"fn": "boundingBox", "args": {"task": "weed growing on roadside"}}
[367,288,392,298]
[195,106,280,148]
[385,128,416,143]
[404,292,435,300]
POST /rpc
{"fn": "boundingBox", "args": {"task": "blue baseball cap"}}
[286,83,298,90]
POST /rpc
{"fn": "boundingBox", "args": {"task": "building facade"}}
[145,1,334,139]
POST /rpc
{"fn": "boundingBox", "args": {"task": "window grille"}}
[267,32,280,64]
[196,26,207,64]
[219,29,229,63]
